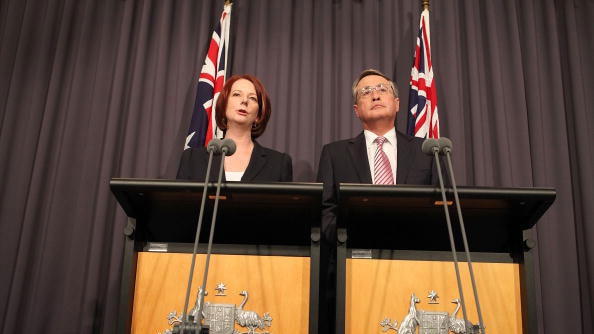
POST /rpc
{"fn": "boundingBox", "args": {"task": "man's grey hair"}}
[352,69,399,101]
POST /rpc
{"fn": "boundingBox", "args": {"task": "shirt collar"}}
[363,128,397,147]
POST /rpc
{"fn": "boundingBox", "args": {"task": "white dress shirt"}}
[363,128,397,184]
[225,171,244,181]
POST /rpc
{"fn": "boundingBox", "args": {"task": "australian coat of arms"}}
[159,284,273,334]
[380,293,481,334]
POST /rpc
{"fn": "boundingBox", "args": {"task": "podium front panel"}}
[132,252,310,334]
[346,259,522,333]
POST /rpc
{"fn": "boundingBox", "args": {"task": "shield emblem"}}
[418,310,448,334]
[203,302,236,334]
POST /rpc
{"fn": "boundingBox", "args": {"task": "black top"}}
[177,141,293,182]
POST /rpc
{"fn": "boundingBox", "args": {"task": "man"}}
[315,69,439,334]
[317,68,438,239]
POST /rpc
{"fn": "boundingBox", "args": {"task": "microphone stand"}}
[189,138,237,334]
[439,137,486,333]
[422,139,471,329]
[177,139,221,334]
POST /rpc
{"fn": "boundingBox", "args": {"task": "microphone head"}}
[220,138,237,156]
[206,138,222,154]
[421,138,439,155]
[438,137,453,154]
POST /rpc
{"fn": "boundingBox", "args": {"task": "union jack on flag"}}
[185,3,232,149]
[407,9,440,139]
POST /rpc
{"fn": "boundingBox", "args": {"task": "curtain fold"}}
[1,0,592,333]
[557,2,594,333]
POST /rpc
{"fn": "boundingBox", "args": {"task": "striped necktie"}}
[373,136,394,185]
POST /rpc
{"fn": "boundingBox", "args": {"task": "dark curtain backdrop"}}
[1,0,592,333]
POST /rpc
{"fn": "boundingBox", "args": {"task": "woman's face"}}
[225,78,259,128]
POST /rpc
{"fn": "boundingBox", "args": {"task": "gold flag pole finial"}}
[422,0,430,11]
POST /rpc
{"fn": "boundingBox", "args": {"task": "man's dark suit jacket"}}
[316,130,438,241]
[177,141,293,182]
[315,130,439,334]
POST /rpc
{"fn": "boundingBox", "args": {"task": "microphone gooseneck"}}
[423,137,471,330]
[439,136,486,333]
[179,138,222,334]
[193,137,236,333]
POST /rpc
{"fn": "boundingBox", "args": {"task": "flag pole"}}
[422,0,430,10]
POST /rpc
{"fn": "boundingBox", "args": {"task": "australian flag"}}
[407,9,440,139]
[185,3,232,149]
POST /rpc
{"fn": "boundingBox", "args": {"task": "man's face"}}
[353,75,399,128]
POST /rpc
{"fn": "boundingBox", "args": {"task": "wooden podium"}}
[110,179,323,334]
[335,184,555,334]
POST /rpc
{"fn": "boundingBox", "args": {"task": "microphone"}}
[438,137,453,155]
[207,138,223,154]
[220,138,237,155]
[422,137,472,329]
[178,138,222,334]
[438,137,486,333]
[191,138,237,334]
[421,138,440,155]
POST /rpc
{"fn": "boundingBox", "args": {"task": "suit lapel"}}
[348,133,372,183]
[241,142,266,181]
[396,131,414,183]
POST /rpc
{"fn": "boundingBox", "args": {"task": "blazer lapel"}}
[241,142,266,181]
[208,156,226,182]
[348,133,372,183]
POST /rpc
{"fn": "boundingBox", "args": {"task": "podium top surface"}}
[338,183,555,228]
[337,184,556,253]
[110,178,323,245]
[110,178,323,217]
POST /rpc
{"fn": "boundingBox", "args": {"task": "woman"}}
[177,74,293,182]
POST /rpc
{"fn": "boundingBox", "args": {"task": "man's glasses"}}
[358,83,394,99]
